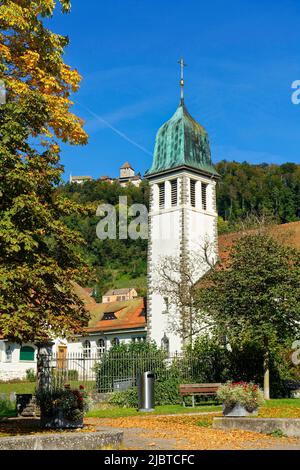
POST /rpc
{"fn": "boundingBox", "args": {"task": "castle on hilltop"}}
[69,161,142,187]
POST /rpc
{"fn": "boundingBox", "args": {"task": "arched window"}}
[161,334,169,354]
[97,338,106,355]
[112,337,120,347]
[83,340,91,358]
[19,346,35,362]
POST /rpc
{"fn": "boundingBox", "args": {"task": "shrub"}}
[109,387,138,408]
[67,370,79,381]
[0,399,16,417]
[154,378,181,405]
[26,368,36,382]
[188,335,231,383]
[36,385,90,422]
[108,377,181,408]
[217,381,264,412]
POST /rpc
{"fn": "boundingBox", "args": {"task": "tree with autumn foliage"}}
[197,233,300,399]
[0,0,93,347]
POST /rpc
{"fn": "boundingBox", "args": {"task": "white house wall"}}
[0,330,146,381]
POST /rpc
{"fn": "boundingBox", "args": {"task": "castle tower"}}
[145,60,219,353]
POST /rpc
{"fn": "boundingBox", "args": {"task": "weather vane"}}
[178,58,187,104]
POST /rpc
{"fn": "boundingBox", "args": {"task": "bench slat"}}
[179,383,221,396]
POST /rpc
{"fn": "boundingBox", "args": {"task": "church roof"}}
[145,102,219,178]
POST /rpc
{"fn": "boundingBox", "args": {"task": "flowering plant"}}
[217,381,264,412]
[36,384,90,422]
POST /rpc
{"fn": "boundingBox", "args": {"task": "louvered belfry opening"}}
[159,182,165,209]
[201,182,207,210]
[190,179,196,207]
[171,179,178,206]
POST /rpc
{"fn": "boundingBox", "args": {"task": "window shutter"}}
[19,346,35,361]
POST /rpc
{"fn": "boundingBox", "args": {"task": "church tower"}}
[145,60,219,353]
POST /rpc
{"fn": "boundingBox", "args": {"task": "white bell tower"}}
[145,60,219,353]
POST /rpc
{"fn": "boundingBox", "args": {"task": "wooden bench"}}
[179,383,221,407]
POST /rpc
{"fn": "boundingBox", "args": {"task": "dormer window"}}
[103,312,117,320]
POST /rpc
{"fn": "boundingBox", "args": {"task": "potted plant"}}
[36,384,90,429]
[217,381,264,417]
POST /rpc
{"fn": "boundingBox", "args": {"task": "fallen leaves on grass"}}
[85,414,297,450]
[259,407,300,419]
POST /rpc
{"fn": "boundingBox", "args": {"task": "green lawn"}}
[1,380,300,421]
[0,381,35,395]
[86,403,222,419]
[86,399,300,419]
[264,398,300,408]
[0,380,95,396]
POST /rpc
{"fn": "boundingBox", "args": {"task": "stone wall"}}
[0,429,123,450]
[0,362,35,381]
[213,417,300,437]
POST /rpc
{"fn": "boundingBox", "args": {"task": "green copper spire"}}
[145,61,219,178]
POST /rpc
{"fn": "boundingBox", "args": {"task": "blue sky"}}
[50,0,300,180]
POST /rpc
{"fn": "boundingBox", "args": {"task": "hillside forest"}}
[58,161,300,299]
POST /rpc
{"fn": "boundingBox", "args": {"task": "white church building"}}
[146,63,219,353]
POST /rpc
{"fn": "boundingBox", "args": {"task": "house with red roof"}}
[0,285,146,381]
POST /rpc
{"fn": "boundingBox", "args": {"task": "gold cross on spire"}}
[178,58,187,105]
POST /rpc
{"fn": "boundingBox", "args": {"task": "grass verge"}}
[86,403,222,419]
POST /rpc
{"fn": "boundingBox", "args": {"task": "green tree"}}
[216,160,300,225]
[197,233,300,399]
[0,1,92,348]
[57,179,149,296]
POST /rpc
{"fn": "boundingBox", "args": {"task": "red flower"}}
[79,385,85,390]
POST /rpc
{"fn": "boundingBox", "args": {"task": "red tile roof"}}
[85,297,146,333]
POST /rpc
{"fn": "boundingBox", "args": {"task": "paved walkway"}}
[98,425,180,450]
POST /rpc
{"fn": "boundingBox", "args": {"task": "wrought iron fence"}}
[45,351,211,393]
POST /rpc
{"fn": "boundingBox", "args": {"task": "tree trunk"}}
[263,350,270,400]
[35,342,54,391]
